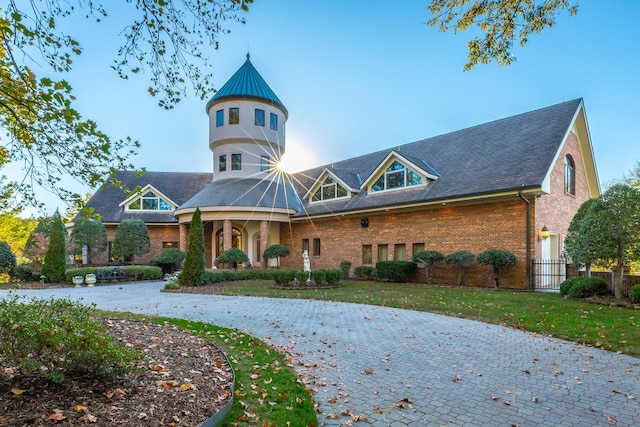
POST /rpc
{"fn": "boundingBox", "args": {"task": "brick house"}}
[80,55,600,288]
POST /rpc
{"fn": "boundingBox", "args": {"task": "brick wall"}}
[280,199,530,288]
[92,224,180,265]
[535,131,593,258]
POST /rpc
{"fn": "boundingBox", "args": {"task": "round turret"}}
[206,54,288,181]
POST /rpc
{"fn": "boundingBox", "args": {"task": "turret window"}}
[261,155,270,171]
[219,155,227,172]
[270,113,278,130]
[229,108,239,125]
[371,161,423,192]
[255,109,265,126]
[232,153,242,170]
[216,110,224,127]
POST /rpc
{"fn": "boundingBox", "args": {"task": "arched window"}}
[564,155,575,195]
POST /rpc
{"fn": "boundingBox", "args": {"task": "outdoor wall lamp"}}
[539,225,549,241]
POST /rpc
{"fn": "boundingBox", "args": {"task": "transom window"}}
[128,191,173,211]
[312,176,348,202]
[371,161,423,192]
[564,154,575,195]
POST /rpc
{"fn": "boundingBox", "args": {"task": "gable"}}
[119,184,178,212]
[360,151,438,193]
[303,169,357,203]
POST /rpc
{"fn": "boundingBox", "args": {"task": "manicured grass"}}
[94,311,317,426]
[218,280,640,357]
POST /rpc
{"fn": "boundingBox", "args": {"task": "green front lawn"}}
[217,280,640,357]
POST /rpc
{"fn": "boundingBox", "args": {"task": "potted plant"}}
[85,273,97,287]
[72,275,84,287]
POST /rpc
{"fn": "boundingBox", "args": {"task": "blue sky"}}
[12,1,640,215]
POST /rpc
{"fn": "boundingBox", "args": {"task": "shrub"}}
[325,269,342,285]
[69,217,107,264]
[629,284,640,303]
[0,293,144,383]
[153,248,186,274]
[477,249,517,288]
[11,263,38,282]
[296,269,310,283]
[354,266,374,280]
[217,248,250,270]
[568,277,609,299]
[41,212,66,283]
[0,241,16,276]
[274,269,296,286]
[444,251,475,285]
[311,270,327,285]
[376,261,417,282]
[180,208,205,286]
[559,277,583,295]
[112,219,150,262]
[263,244,290,268]
[412,250,444,285]
[65,266,162,283]
[339,260,352,279]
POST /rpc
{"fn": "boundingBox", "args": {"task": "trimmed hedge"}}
[568,277,609,299]
[354,266,374,280]
[65,266,163,283]
[199,268,342,287]
[375,261,417,282]
[630,284,640,303]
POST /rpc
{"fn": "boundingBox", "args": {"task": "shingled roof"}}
[83,171,212,223]
[292,99,584,217]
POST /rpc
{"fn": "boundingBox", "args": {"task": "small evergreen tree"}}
[263,244,290,269]
[41,212,66,283]
[179,208,205,286]
[154,248,186,274]
[112,219,150,263]
[70,217,107,264]
[444,251,475,286]
[218,248,250,270]
[0,241,16,276]
[412,250,444,285]
[477,249,516,288]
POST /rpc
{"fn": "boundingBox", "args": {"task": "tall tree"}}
[70,217,107,264]
[179,207,205,286]
[112,219,150,263]
[1,1,252,209]
[41,211,66,282]
[427,0,579,70]
[0,210,36,259]
[0,240,16,277]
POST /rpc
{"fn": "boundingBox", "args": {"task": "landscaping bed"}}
[0,319,234,426]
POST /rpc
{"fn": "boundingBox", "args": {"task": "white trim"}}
[360,151,437,192]
[303,168,358,202]
[119,184,178,212]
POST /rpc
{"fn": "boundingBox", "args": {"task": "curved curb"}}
[200,343,235,427]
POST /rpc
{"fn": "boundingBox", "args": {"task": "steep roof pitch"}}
[205,54,288,117]
[84,171,212,223]
[292,99,586,217]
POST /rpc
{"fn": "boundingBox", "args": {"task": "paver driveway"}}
[4,282,639,426]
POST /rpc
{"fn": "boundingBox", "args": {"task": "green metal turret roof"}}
[206,54,288,117]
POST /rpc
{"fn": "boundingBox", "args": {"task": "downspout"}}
[518,189,532,290]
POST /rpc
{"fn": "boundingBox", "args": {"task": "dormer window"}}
[371,161,423,192]
[312,176,349,202]
[127,191,173,211]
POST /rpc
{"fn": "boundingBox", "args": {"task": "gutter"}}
[518,189,532,290]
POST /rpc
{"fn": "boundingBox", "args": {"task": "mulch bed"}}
[0,320,234,426]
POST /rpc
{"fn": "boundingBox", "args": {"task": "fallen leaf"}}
[74,405,88,413]
[607,415,617,423]
[79,414,98,423]
[178,383,193,391]
[48,409,66,422]
[396,398,413,409]
[138,412,147,420]
[10,388,25,395]
[114,388,126,397]
[363,369,374,375]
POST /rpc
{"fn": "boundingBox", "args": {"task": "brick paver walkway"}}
[4,282,639,426]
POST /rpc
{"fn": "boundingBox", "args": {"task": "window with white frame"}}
[127,191,173,211]
[371,160,423,192]
[311,176,349,202]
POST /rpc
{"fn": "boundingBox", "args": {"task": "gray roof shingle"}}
[292,99,582,217]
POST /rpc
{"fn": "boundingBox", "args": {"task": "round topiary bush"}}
[568,277,609,299]
[559,277,582,296]
[629,284,640,303]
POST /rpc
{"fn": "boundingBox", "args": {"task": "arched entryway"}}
[215,226,243,257]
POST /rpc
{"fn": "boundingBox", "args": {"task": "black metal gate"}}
[531,259,567,291]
